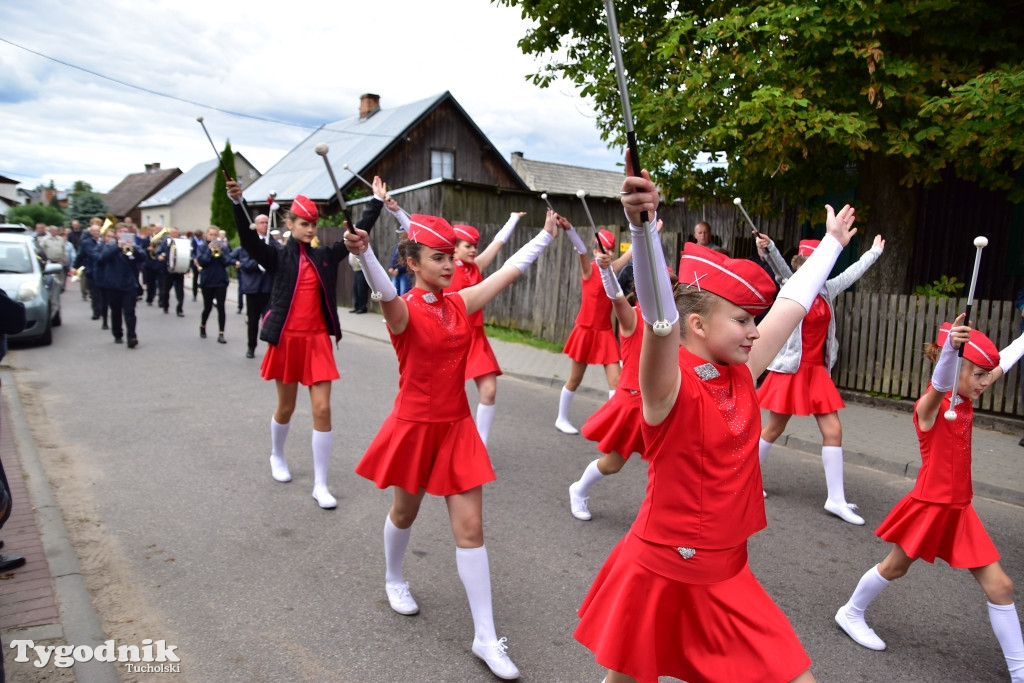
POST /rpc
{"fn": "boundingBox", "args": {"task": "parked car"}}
[0,233,62,345]
[0,223,31,234]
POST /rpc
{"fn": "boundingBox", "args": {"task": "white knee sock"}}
[476,403,496,447]
[988,602,1024,682]
[558,387,575,423]
[847,565,890,616]
[608,389,615,400]
[758,438,773,465]
[384,516,411,584]
[822,445,848,504]
[457,545,498,644]
[312,429,332,487]
[270,417,289,460]
[575,459,605,497]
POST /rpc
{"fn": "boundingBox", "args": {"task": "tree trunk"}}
[856,153,920,294]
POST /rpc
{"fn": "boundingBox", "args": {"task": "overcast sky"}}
[0,0,623,195]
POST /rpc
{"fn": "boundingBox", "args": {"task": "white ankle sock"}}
[270,417,290,460]
[476,403,496,447]
[988,602,1024,682]
[312,429,332,487]
[457,545,497,644]
[758,437,773,465]
[822,445,848,505]
[575,459,605,497]
[558,387,576,423]
[847,565,890,616]
[384,515,411,584]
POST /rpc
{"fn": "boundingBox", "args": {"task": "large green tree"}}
[67,180,108,224]
[7,203,65,227]
[496,0,1024,292]
[210,141,238,240]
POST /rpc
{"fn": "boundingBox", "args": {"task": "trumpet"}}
[122,243,135,256]
[211,240,223,258]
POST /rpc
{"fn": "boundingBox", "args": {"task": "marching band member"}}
[574,154,857,683]
[554,222,631,434]
[196,226,231,344]
[75,218,105,323]
[236,214,275,358]
[226,178,384,509]
[754,233,885,523]
[96,223,144,348]
[836,318,1024,682]
[141,224,164,306]
[347,209,561,681]
[155,227,186,317]
[442,211,525,445]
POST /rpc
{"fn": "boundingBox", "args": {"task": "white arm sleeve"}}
[628,213,678,327]
[505,231,554,273]
[999,333,1024,375]
[360,243,397,302]
[599,264,624,299]
[931,335,959,392]
[776,233,843,312]
[565,226,588,255]
[386,206,410,233]
[494,213,521,244]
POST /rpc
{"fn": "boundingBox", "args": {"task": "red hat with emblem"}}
[798,239,820,257]
[937,323,1000,371]
[678,242,776,315]
[453,224,480,245]
[408,214,457,254]
[290,195,318,223]
[597,229,615,250]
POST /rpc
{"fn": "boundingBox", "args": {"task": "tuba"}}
[149,227,169,252]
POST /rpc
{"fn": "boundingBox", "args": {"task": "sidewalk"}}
[0,303,1021,681]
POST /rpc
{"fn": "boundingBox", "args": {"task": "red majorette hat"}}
[798,239,820,257]
[453,224,480,245]
[290,195,318,223]
[597,229,615,250]
[408,214,457,254]
[937,323,1000,371]
[678,242,776,315]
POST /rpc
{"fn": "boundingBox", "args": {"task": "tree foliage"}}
[7,203,66,226]
[67,180,108,224]
[209,141,238,240]
[495,0,1024,291]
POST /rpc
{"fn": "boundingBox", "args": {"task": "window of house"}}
[430,149,455,180]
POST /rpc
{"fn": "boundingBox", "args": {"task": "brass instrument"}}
[99,214,118,236]
[149,227,169,252]
[211,241,222,258]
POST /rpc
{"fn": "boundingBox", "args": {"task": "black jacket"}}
[233,200,383,345]
[196,242,231,288]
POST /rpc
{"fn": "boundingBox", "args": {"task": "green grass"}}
[484,324,563,353]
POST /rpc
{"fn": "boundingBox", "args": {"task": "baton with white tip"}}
[944,236,988,421]
[576,189,606,254]
[343,164,409,219]
[314,142,382,301]
[197,116,253,224]
[733,197,760,237]
[603,0,670,336]
[540,192,556,213]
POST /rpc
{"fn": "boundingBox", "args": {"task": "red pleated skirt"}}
[260,331,339,385]
[757,364,844,415]
[575,533,811,683]
[355,414,496,496]
[580,389,645,459]
[875,495,1000,568]
[465,326,502,380]
[563,325,620,366]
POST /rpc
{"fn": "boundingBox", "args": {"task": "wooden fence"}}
[832,292,1022,417]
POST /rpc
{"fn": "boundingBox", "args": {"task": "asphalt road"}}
[7,292,1023,682]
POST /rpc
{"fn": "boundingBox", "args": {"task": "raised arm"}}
[475,212,524,271]
[227,180,276,270]
[597,250,637,337]
[343,228,405,332]
[756,233,793,284]
[460,210,558,316]
[558,215,593,276]
[917,314,969,430]
[747,204,858,378]
[825,234,885,296]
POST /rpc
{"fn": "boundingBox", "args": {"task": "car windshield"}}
[0,242,34,274]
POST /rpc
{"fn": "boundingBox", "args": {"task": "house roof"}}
[509,153,624,200]
[103,167,182,216]
[0,175,19,185]
[244,91,527,204]
[139,154,257,208]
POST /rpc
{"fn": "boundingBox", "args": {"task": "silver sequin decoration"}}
[677,547,696,560]
[694,363,720,381]
[421,292,437,304]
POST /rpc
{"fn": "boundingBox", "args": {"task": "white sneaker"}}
[835,603,886,650]
[269,455,291,482]
[312,485,337,509]
[472,636,520,680]
[385,580,419,615]
[569,482,592,521]
[825,499,865,525]
[554,418,578,435]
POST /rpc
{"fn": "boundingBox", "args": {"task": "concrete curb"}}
[2,370,120,683]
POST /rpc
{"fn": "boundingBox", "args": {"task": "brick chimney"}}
[144,163,161,173]
[359,93,381,120]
